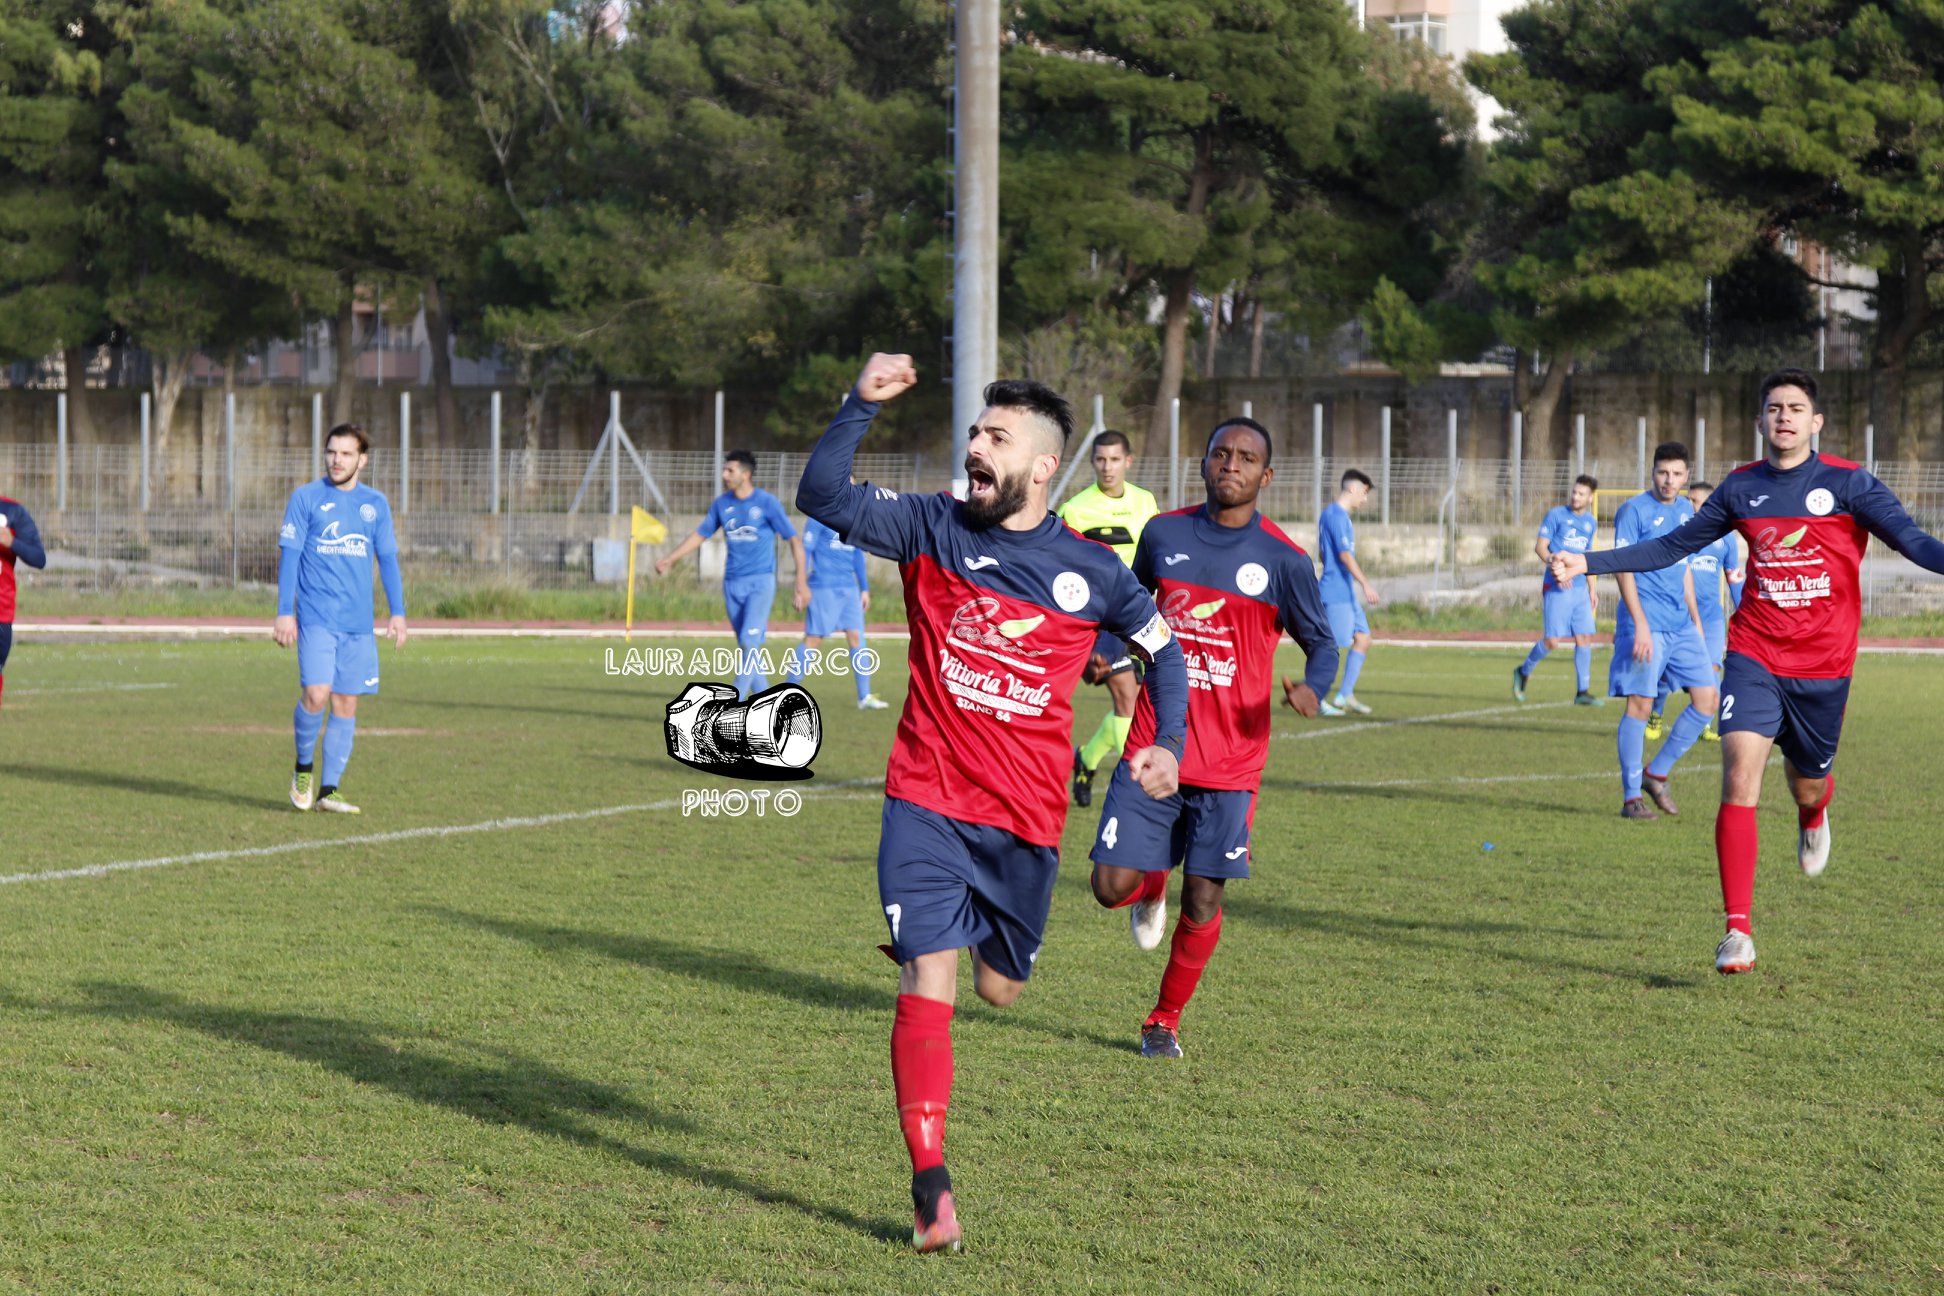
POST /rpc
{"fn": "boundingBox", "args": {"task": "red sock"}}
[1716,804,1757,934]
[0,670,6,708]
[1798,774,1834,830]
[1109,869,1168,909]
[891,994,954,1173]
[1146,909,1223,1031]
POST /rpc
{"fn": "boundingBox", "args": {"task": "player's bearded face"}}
[325,441,365,485]
[962,456,1031,527]
[1203,426,1271,508]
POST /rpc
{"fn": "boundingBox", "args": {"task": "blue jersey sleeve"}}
[279,487,307,552]
[1850,472,1944,573]
[2,502,46,569]
[851,540,868,588]
[764,493,797,541]
[696,495,725,540]
[796,391,930,563]
[1322,508,1353,559]
[1586,493,1733,575]
[1276,554,1340,698]
[1536,508,1559,546]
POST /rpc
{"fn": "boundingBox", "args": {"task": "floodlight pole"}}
[950,0,998,501]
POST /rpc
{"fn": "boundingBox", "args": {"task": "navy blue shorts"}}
[876,797,1058,983]
[1089,762,1258,880]
[1718,652,1850,775]
[1090,627,1138,678]
[0,620,11,672]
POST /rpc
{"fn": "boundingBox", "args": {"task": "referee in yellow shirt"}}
[1058,430,1161,807]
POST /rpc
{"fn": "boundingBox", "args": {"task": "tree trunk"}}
[1203,291,1221,379]
[62,345,95,444]
[423,273,460,445]
[1249,297,1266,379]
[333,278,358,428]
[1867,239,1933,463]
[1523,348,1575,462]
[151,348,192,457]
[1145,130,1215,461]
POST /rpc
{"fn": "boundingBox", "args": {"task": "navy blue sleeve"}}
[795,391,927,562]
[1585,495,1732,575]
[2,503,46,569]
[1277,554,1339,697]
[1850,472,1944,573]
[1101,564,1186,759]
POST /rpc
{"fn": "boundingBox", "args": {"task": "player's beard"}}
[962,461,1030,528]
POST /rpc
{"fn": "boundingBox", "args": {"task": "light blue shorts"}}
[805,585,864,638]
[1609,621,1714,699]
[298,625,380,695]
[1325,600,1369,649]
[1542,585,1596,640]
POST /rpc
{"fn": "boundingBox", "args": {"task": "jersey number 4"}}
[1100,817,1119,850]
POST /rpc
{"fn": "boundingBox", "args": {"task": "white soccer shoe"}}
[1130,894,1167,951]
[289,769,316,812]
[1798,812,1831,877]
[1714,929,1757,975]
[1333,693,1372,715]
[858,694,890,710]
[314,790,362,815]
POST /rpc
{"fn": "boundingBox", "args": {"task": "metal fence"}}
[9,440,1944,615]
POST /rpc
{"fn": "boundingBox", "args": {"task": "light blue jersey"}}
[1687,532,1741,632]
[1611,491,1694,634]
[1318,501,1356,605]
[278,478,402,632]
[1538,505,1597,592]
[803,518,866,591]
[699,488,796,580]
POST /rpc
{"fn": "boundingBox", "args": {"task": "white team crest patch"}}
[361,503,377,523]
[1051,571,1090,612]
[1805,488,1834,516]
[1235,562,1269,596]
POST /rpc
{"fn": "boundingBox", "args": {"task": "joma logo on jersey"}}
[949,596,1052,673]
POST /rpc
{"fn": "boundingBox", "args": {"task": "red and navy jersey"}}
[1585,454,1944,679]
[1124,507,1338,790]
[0,496,48,623]
[799,393,1188,848]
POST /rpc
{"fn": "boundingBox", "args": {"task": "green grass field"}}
[1,636,1938,1293]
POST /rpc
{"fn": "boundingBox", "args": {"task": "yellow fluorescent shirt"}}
[1058,483,1160,568]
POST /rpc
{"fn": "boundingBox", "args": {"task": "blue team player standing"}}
[1514,474,1603,705]
[1317,469,1380,715]
[1648,479,1745,742]
[785,515,889,709]
[656,449,809,698]
[0,491,48,710]
[274,424,407,814]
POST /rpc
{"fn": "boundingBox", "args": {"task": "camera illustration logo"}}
[665,682,822,781]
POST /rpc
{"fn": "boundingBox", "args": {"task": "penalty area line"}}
[0,778,886,888]
[1278,699,1573,740]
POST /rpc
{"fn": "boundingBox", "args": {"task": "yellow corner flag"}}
[625,507,668,640]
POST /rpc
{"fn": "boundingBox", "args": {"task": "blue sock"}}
[1338,649,1366,699]
[785,641,807,686]
[1574,645,1592,692]
[1647,705,1709,779]
[1652,686,1669,717]
[853,641,871,702]
[294,704,324,767]
[1520,640,1550,674]
[1617,714,1646,800]
[322,715,357,789]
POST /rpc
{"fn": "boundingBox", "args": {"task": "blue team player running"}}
[655,449,808,698]
[784,515,889,709]
[0,491,48,710]
[799,353,1186,1254]
[1648,479,1745,742]
[274,424,407,814]
[1513,474,1603,705]
[1316,469,1380,715]
[1606,442,1717,821]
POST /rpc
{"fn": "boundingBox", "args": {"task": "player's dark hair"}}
[725,448,756,472]
[1340,468,1372,490]
[1690,480,1714,493]
[983,379,1073,451]
[1205,416,1273,465]
[1574,474,1598,491]
[1652,441,1690,468]
[326,423,369,454]
[1759,367,1820,412]
[1091,430,1132,455]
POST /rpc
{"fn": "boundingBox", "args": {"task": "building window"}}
[1387,14,1447,54]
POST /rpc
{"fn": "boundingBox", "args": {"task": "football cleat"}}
[289,768,316,812]
[1071,748,1095,808]
[911,1168,961,1254]
[1573,691,1605,706]
[1644,712,1665,741]
[314,790,361,815]
[1334,693,1372,715]
[1620,797,1658,821]
[858,693,890,710]
[1139,1023,1184,1059]
[1512,665,1528,702]
[1130,892,1167,951]
[1798,811,1831,877]
[1640,773,1679,816]
[1317,699,1346,717]
[1715,928,1757,974]
[1701,723,1721,742]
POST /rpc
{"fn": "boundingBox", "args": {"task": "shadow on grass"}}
[0,760,273,811]
[1222,896,1702,989]
[63,981,905,1246]
[425,907,1136,1055]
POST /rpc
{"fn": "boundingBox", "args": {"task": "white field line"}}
[0,780,885,889]
[1294,762,1718,791]
[1279,699,1574,740]
[11,682,178,695]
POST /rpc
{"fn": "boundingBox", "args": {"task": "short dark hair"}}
[1091,430,1132,455]
[1340,468,1372,490]
[1653,441,1690,468]
[1574,474,1598,491]
[983,379,1073,451]
[725,449,756,472]
[1204,416,1272,465]
[1689,480,1714,493]
[1759,367,1820,413]
[326,423,369,454]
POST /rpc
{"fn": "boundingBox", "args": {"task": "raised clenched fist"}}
[855,353,918,404]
